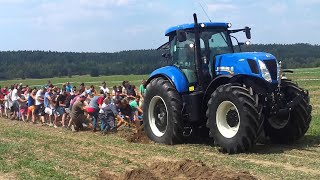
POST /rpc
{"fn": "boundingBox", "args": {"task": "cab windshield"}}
[200,29,234,56]
[171,29,233,67]
[169,28,233,84]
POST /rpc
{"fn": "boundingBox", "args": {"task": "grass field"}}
[0,74,149,89]
[0,68,319,179]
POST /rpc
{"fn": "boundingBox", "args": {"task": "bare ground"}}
[98,159,256,180]
[0,117,319,179]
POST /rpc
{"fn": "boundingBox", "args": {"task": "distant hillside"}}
[242,43,320,69]
[0,43,319,80]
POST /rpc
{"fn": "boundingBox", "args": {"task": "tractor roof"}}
[165,22,229,36]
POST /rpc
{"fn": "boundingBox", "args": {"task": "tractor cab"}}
[162,22,251,89]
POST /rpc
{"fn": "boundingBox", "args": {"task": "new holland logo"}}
[216,66,234,74]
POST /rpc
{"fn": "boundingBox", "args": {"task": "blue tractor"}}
[143,14,312,154]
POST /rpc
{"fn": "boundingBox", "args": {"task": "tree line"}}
[0,43,319,80]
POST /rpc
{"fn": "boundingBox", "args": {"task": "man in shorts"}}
[10,85,19,120]
[55,89,67,128]
[34,86,46,124]
[44,88,55,127]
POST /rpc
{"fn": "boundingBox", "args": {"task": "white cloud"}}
[26,1,114,31]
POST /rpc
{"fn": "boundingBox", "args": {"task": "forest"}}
[0,43,319,80]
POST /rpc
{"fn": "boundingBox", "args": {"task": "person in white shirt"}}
[4,93,11,118]
[100,81,109,94]
[34,87,46,124]
[10,85,19,120]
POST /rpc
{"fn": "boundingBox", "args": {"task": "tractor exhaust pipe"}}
[193,13,204,89]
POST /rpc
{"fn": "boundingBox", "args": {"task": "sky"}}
[0,0,319,52]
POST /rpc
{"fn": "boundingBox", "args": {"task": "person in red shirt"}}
[86,90,105,132]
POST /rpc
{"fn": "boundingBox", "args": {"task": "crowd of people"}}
[0,79,147,135]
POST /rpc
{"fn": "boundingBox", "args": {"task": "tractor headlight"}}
[258,60,272,82]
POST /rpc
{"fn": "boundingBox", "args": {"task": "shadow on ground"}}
[251,134,320,154]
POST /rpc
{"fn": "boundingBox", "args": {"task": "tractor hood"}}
[216,52,276,61]
[214,52,278,83]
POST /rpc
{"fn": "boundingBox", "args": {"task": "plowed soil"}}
[98,159,256,180]
[117,128,151,144]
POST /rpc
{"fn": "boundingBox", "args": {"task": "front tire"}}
[143,77,183,144]
[206,84,262,154]
[265,80,312,143]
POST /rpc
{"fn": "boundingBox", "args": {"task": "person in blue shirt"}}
[44,88,55,127]
[65,82,73,93]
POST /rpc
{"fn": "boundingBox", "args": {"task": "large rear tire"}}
[265,80,312,143]
[143,77,183,144]
[206,84,262,154]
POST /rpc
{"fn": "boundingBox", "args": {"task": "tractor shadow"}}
[183,133,320,155]
[251,134,320,154]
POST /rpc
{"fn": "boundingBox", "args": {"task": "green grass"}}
[0,68,319,179]
[0,74,149,89]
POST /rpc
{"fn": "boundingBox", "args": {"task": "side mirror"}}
[176,30,187,42]
[245,26,251,39]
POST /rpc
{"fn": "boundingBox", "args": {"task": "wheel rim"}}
[148,96,168,137]
[216,101,240,138]
[267,110,290,129]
